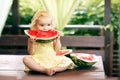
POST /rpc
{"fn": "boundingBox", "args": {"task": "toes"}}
[47,69,56,76]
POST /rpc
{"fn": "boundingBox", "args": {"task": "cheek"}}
[38,27,44,30]
[33,26,39,30]
[37,26,41,29]
[36,24,42,30]
[34,26,42,30]
[49,26,53,29]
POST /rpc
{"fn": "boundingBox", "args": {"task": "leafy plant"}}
[69,0,104,25]
[111,0,120,48]
[66,0,104,36]
[19,0,43,24]
[6,0,43,24]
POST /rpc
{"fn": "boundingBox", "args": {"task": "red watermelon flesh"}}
[56,49,72,56]
[70,53,98,67]
[24,29,59,42]
[73,53,95,62]
[25,29,58,39]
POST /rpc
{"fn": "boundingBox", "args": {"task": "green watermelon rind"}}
[70,54,98,68]
[64,49,73,57]
[24,30,59,43]
[36,37,58,43]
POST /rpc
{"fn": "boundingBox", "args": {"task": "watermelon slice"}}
[24,29,59,43]
[70,53,98,68]
[56,49,72,57]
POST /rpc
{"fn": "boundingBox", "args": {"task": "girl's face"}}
[37,17,53,31]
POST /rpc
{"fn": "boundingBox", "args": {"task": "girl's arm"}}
[27,38,35,55]
[53,36,62,52]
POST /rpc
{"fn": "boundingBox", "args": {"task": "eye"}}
[48,24,50,26]
[40,24,44,26]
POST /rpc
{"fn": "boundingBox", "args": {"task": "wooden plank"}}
[104,0,113,76]
[0,35,27,46]
[0,35,105,56]
[61,36,105,47]
[22,72,105,80]
[65,25,104,29]
[0,35,105,47]
[104,30,113,76]
[11,0,19,34]
[0,49,104,56]
[0,76,17,80]
[0,55,105,80]
[72,50,104,54]
[0,49,28,55]
[0,55,104,71]
[4,25,104,29]
[0,71,105,80]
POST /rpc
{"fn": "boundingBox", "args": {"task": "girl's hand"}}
[58,30,63,36]
[30,36,36,42]
[55,30,63,40]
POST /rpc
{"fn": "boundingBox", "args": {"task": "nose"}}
[43,26,48,31]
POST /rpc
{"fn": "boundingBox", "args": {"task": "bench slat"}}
[61,36,105,47]
[0,35,27,46]
[0,35,105,47]
[0,49,28,55]
[0,35,105,57]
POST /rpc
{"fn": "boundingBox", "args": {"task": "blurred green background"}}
[4,0,120,49]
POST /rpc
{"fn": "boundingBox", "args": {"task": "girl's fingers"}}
[30,36,36,42]
[58,31,64,36]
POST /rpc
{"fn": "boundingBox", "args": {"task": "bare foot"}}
[45,68,56,76]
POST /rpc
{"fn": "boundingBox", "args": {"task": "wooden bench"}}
[0,55,106,80]
[0,25,113,76]
[0,35,105,56]
[0,25,105,55]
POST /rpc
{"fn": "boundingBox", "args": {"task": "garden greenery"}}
[5,0,120,47]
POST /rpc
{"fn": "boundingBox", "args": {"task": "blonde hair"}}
[30,10,54,29]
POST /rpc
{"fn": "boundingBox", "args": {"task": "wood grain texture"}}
[0,55,105,80]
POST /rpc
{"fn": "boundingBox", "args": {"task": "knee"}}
[23,56,30,64]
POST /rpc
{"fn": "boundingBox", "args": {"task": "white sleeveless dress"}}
[25,41,74,71]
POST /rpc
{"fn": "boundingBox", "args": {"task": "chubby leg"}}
[53,56,75,72]
[23,56,55,76]
[23,56,45,72]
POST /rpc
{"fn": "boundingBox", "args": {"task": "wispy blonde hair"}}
[30,10,54,29]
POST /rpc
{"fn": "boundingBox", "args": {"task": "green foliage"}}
[5,0,120,41]
[5,12,12,25]
[6,0,43,24]
[66,0,104,36]
[111,0,120,45]
[104,24,114,32]
[5,0,104,36]
[69,0,104,25]
[19,0,43,24]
